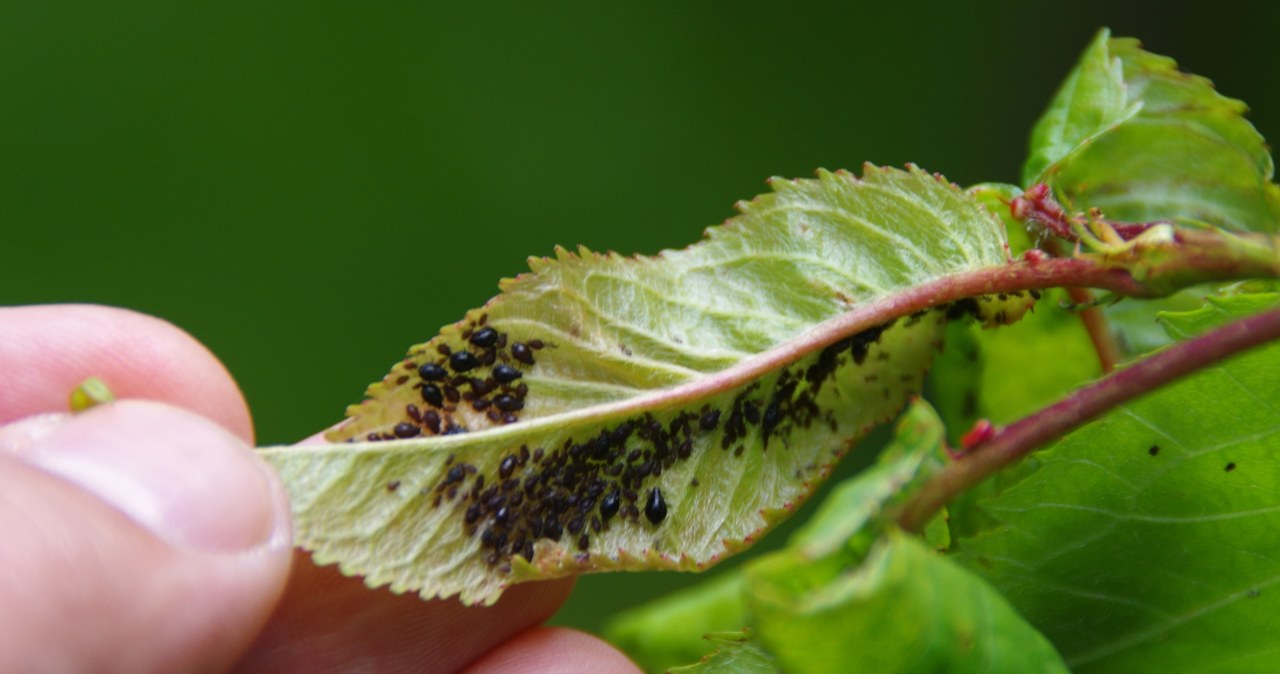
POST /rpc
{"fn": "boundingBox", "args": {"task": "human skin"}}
[0,304,639,673]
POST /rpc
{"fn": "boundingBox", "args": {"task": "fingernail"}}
[0,412,70,454]
[17,400,289,553]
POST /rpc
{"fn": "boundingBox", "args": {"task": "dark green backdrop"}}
[4,0,1277,635]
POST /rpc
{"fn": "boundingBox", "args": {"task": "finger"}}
[0,304,253,442]
[236,427,576,672]
[0,401,292,673]
[234,555,576,673]
[461,627,641,674]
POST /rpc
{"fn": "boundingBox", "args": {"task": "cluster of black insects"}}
[414,313,942,569]
[357,315,546,442]
[375,294,1028,569]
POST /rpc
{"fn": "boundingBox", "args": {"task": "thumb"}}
[0,400,292,674]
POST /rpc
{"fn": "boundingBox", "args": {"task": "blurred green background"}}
[4,0,1278,637]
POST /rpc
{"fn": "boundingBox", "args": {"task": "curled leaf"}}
[260,165,1023,605]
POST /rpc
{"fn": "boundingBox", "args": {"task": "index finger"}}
[0,304,253,442]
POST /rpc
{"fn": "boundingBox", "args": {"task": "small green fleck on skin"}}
[69,377,115,412]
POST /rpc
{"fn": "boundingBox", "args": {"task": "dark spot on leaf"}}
[1148,444,1160,456]
[1225,462,1236,472]
[945,298,980,322]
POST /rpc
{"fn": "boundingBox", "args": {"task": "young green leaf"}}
[605,572,749,674]
[1021,29,1138,187]
[259,165,1020,605]
[1026,30,1280,234]
[746,530,1069,674]
[668,631,779,674]
[956,294,1280,672]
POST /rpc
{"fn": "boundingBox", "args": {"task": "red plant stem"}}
[1065,285,1122,373]
[896,305,1280,533]
[1039,238,1123,373]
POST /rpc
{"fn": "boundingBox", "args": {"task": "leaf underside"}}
[260,165,1021,605]
[628,402,1067,674]
[957,295,1280,672]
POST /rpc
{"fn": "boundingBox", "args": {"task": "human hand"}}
[0,305,640,673]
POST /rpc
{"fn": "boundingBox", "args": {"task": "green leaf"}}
[259,165,1017,605]
[1022,30,1139,187]
[604,572,748,674]
[1026,31,1280,234]
[746,530,1069,674]
[668,631,780,674]
[604,399,951,672]
[957,294,1280,672]
[931,291,1099,438]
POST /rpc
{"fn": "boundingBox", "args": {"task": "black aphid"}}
[424,410,442,434]
[644,487,668,524]
[1148,445,1160,456]
[600,490,620,520]
[445,465,464,485]
[1226,462,1237,472]
[470,327,499,348]
[512,342,535,365]
[393,422,420,438]
[450,350,481,372]
[499,455,517,479]
[421,383,444,407]
[418,362,447,381]
[493,363,523,383]
[494,395,524,412]
[849,322,891,364]
[700,409,721,430]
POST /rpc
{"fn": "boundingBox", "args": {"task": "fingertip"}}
[236,559,577,674]
[461,627,641,674]
[0,304,254,442]
[0,401,293,672]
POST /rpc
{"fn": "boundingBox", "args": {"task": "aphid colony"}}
[417,312,937,570]
[369,293,1034,570]
[359,316,547,442]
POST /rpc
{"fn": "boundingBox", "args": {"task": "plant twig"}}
[1042,238,1123,373]
[896,305,1280,533]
